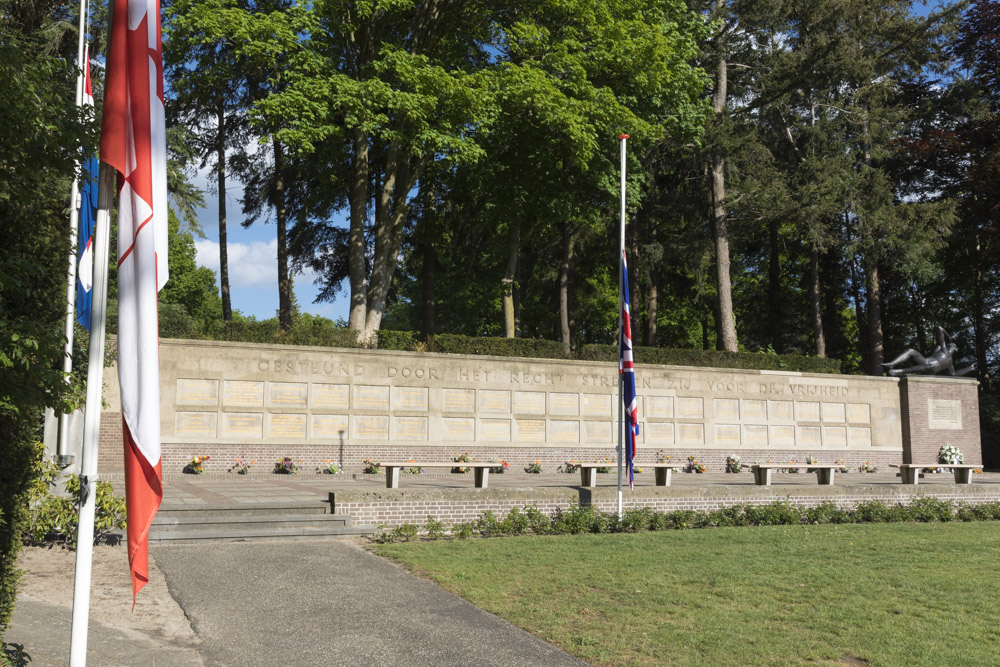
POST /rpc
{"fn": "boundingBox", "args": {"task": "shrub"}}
[804,501,850,525]
[453,522,475,539]
[474,511,502,537]
[24,472,127,547]
[852,500,893,523]
[619,507,655,533]
[908,497,954,522]
[521,505,553,534]
[744,502,802,526]
[423,516,447,539]
[552,504,606,534]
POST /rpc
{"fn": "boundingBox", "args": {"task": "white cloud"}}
[195,238,278,289]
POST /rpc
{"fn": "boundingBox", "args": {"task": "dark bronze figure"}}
[881,326,977,377]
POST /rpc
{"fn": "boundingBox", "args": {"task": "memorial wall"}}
[92,338,932,473]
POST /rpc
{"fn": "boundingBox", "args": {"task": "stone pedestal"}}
[899,376,981,465]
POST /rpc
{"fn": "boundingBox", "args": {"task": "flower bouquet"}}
[184,455,210,474]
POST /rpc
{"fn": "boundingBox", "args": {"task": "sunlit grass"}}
[375,523,1000,665]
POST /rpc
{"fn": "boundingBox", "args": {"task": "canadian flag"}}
[101,0,169,603]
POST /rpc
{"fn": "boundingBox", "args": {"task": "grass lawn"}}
[374,522,1000,665]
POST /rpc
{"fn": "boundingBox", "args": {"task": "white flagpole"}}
[617,134,628,520]
[69,162,115,667]
[56,0,91,466]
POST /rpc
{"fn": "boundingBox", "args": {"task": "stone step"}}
[152,513,352,531]
[149,523,377,544]
[156,502,330,519]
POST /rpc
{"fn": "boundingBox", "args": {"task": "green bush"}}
[907,497,954,523]
[0,440,45,642]
[804,501,850,525]
[24,472,127,547]
[424,515,447,539]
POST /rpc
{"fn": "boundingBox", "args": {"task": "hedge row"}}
[203,321,842,374]
[375,498,1000,542]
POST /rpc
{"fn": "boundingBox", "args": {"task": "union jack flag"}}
[620,250,639,491]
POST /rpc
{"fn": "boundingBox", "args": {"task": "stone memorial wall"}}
[93,338,978,473]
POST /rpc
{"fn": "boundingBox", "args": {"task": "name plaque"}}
[768,400,794,421]
[311,414,348,438]
[795,401,821,422]
[847,403,871,423]
[742,424,768,446]
[479,390,511,413]
[797,425,822,447]
[176,379,219,406]
[582,421,612,443]
[928,399,962,430]
[175,411,217,438]
[480,418,511,441]
[442,418,475,441]
[714,424,741,445]
[516,419,545,442]
[848,427,872,447]
[223,380,263,407]
[742,399,767,419]
[221,413,263,438]
[392,387,428,411]
[823,426,847,447]
[267,413,307,438]
[644,422,674,445]
[645,396,673,419]
[549,420,580,443]
[312,384,349,411]
[676,397,704,420]
[549,392,580,416]
[769,425,795,447]
[393,416,428,440]
[354,385,390,411]
[515,391,546,414]
[582,393,611,417]
[354,415,389,439]
[268,382,307,409]
[442,389,475,413]
[822,403,846,423]
[677,423,704,445]
[714,398,740,420]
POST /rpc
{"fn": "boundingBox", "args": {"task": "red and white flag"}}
[101,0,169,604]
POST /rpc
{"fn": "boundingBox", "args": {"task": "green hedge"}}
[204,323,842,374]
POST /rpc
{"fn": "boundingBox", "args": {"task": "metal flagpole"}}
[56,0,91,466]
[69,162,115,667]
[617,134,629,520]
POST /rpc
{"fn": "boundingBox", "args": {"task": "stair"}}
[150,501,376,543]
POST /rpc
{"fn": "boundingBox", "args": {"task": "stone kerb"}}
[96,337,906,474]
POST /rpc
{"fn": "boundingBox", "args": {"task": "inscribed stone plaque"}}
[442,418,475,441]
[479,390,511,413]
[549,392,580,416]
[768,400,794,421]
[311,383,349,411]
[175,412,217,438]
[677,397,704,420]
[549,420,580,443]
[268,382,308,409]
[769,425,796,447]
[222,381,263,407]
[645,396,674,419]
[823,426,847,447]
[392,386,428,412]
[848,427,872,447]
[176,379,219,406]
[644,422,675,445]
[516,419,546,442]
[393,416,428,440]
[714,398,740,420]
[582,421,613,443]
[311,414,348,438]
[678,423,705,445]
[742,399,767,419]
[795,401,821,422]
[797,426,822,447]
[582,394,612,417]
[928,399,963,430]
[354,385,390,411]
[714,424,741,446]
[480,419,511,441]
[742,424,768,447]
[267,413,307,439]
[514,391,546,414]
[221,413,262,438]
[847,403,871,423]
[353,415,389,439]
[442,389,475,413]
[822,403,847,423]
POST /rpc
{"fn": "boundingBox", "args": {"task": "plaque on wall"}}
[354,385,390,411]
[582,421,612,443]
[267,382,308,409]
[393,416,428,440]
[582,393,612,417]
[392,386,428,412]
[928,399,962,430]
[768,400,794,421]
[222,380,263,407]
[175,411,218,438]
[516,419,546,442]
[176,379,219,407]
[514,391,546,414]
[742,399,767,419]
[769,424,795,447]
[847,403,871,423]
[821,403,846,423]
[742,424,768,447]
[442,418,475,441]
[549,420,580,443]
[267,413,307,438]
[549,392,580,416]
[311,383,349,411]
[353,415,390,439]
[221,413,263,438]
[714,424,741,446]
[797,425,822,447]
[676,397,704,420]
[442,388,475,413]
[848,427,872,447]
[311,414,348,439]
[822,426,847,447]
[479,390,511,413]
[714,399,740,420]
[645,396,674,419]
[644,422,675,444]
[479,418,511,441]
[795,401,821,422]
[677,423,704,445]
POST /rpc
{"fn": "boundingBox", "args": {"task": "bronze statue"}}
[881,327,977,377]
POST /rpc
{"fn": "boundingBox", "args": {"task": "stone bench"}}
[750,464,845,486]
[578,463,678,487]
[890,464,979,485]
[379,462,498,489]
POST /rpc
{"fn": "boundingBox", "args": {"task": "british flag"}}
[620,250,639,491]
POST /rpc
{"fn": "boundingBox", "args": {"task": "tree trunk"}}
[647,222,658,347]
[348,127,369,332]
[217,101,232,322]
[502,218,520,338]
[559,220,573,356]
[274,139,292,331]
[702,312,710,350]
[767,217,783,353]
[866,261,884,374]
[973,230,988,389]
[420,182,436,338]
[810,244,826,357]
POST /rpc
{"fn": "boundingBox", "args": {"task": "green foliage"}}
[24,472,127,548]
[423,516,447,539]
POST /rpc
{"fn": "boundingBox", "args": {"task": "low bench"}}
[750,464,845,486]
[578,463,678,487]
[890,464,979,485]
[379,462,499,489]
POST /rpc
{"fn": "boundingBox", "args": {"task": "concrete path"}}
[153,539,584,667]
